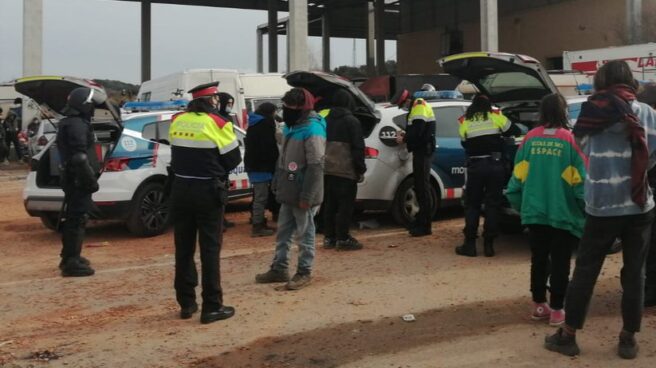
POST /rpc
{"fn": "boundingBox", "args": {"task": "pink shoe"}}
[531,302,551,320]
[549,309,565,326]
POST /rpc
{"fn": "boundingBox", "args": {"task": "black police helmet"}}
[62,87,106,117]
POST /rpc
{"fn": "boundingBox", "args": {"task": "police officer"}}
[57,87,102,277]
[169,82,241,324]
[456,94,518,257]
[393,88,436,237]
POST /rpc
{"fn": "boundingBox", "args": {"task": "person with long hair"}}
[544,60,656,359]
[456,94,518,257]
[506,93,587,327]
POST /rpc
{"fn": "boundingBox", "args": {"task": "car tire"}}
[126,182,171,237]
[40,212,60,231]
[391,177,438,227]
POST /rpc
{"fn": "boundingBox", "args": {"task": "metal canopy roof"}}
[117,0,400,39]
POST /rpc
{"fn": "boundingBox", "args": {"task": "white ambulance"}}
[563,43,656,82]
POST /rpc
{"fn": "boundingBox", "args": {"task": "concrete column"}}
[23,0,43,77]
[257,29,264,73]
[141,0,152,82]
[375,0,386,75]
[366,2,375,76]
[268,0,278,72]
[627,0,643,44]
[480,0,498,52]
[322,7,331,72]
[288,0,309,71]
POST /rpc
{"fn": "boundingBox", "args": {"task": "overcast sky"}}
[0,0,397,84]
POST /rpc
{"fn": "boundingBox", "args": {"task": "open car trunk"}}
[15,76,123,188]
[284,71,381,137]
[439,52,559,131]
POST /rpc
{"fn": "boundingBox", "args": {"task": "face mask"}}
[225,106,232,114]
[283,107,303,126]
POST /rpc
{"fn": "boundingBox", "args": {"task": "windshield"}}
[479,72,547,95]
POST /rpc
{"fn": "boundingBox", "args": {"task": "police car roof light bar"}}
[413,90,464,101]
[123,99,189,111]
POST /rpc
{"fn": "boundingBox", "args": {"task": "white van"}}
[137,69,290,129]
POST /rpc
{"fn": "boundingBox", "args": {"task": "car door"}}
[432,104,467,190]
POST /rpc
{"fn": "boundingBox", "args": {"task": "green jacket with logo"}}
[506,126,588,238]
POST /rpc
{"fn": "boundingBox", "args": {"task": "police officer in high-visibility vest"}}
[169,82,241,324]
[456,94,519,257]
[393,87,437,237]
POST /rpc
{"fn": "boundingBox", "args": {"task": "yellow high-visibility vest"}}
[169,112,238,154]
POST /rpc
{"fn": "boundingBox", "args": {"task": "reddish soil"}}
[0,165,655,367]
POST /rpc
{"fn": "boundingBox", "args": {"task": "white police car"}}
[20,76,250,237]
[285,71,470,226]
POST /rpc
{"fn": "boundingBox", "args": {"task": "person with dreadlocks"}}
[544,60,656,359]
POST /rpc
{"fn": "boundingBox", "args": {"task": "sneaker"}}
[336,236,363,251]
[531,302,552,320]
[618,331,639,359]
[544,328,580,357]
[285,273,312,290]
[255,269,290,283]
[323,237,337,249]
[549,309,565,326]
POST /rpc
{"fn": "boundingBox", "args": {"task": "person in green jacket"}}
[506,93,587,327]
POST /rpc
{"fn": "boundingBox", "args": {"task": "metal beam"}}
[480,0,498,52]
[322,10,331,71]
[627,0,643,44]
[375,0,386,75]
[23,0,43,77]
[141,0,152,82]
[366,2,375,75]
[288,0,309,71]
[257,28,264,73]
[268,0,279,72]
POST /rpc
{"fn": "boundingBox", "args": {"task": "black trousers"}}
[323,175,357,241]
[412,151,433,229]
[565,211,654,332]
[60,185,93,260]
[463,158,506,240]
[172,178,225,311]
[5,131,21,160]
[528,224,577,309]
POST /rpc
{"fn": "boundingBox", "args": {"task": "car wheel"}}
[391,177,438,227]
[40,212,60,231]
[126,182,171,237]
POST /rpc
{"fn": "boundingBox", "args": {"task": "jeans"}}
[172,178,225,310]
[565,210,654,332]
[251,181,270,224]
[323,175,357,241]
[412,152,433,229]
[528,224,577,309]
[271,203,317,275]
[463,157,506,240]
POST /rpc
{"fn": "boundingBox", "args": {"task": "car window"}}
[42,121,57,134]
[433,106,465,138]
[568,102,583,121]
[142,120,172,144]
[480,72,546,95]
[392,112,408,129]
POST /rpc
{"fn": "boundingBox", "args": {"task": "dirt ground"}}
[1,165,655,368]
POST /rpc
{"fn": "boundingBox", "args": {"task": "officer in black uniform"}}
[57,87,102,277]
[393,88,436,237]
[169,82,241,324]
